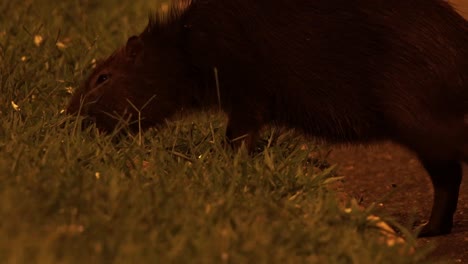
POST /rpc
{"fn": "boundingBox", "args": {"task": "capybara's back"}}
[67,0,468,236]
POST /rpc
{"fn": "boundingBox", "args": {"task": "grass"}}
[0,1,442,263]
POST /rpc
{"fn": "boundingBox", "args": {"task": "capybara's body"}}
[67,0,468,236]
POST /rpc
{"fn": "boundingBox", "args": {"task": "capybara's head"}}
[67,24,195,133]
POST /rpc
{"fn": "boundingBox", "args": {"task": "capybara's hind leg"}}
[417,158,462,237]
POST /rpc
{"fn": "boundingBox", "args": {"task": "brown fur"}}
[68,0,468,236]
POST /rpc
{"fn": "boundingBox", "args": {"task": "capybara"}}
[67,0,468,237]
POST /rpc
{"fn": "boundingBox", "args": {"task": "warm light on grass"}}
[0,0,439,263]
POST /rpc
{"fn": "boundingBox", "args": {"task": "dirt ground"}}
[328,142,468,263]
[449,0,468,17]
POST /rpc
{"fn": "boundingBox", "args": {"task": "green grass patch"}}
[0,1,439,263]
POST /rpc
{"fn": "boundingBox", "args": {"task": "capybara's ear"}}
[125,36,144,61]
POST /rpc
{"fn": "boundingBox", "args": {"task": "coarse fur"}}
[68,0,468,237]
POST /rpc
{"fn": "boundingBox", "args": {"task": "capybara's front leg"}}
[225,111,263,152]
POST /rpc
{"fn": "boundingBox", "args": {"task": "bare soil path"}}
[328,142,468,263]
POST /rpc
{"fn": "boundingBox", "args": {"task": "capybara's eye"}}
[95,74,109,85]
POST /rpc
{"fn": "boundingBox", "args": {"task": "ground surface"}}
[328,142,468,263]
